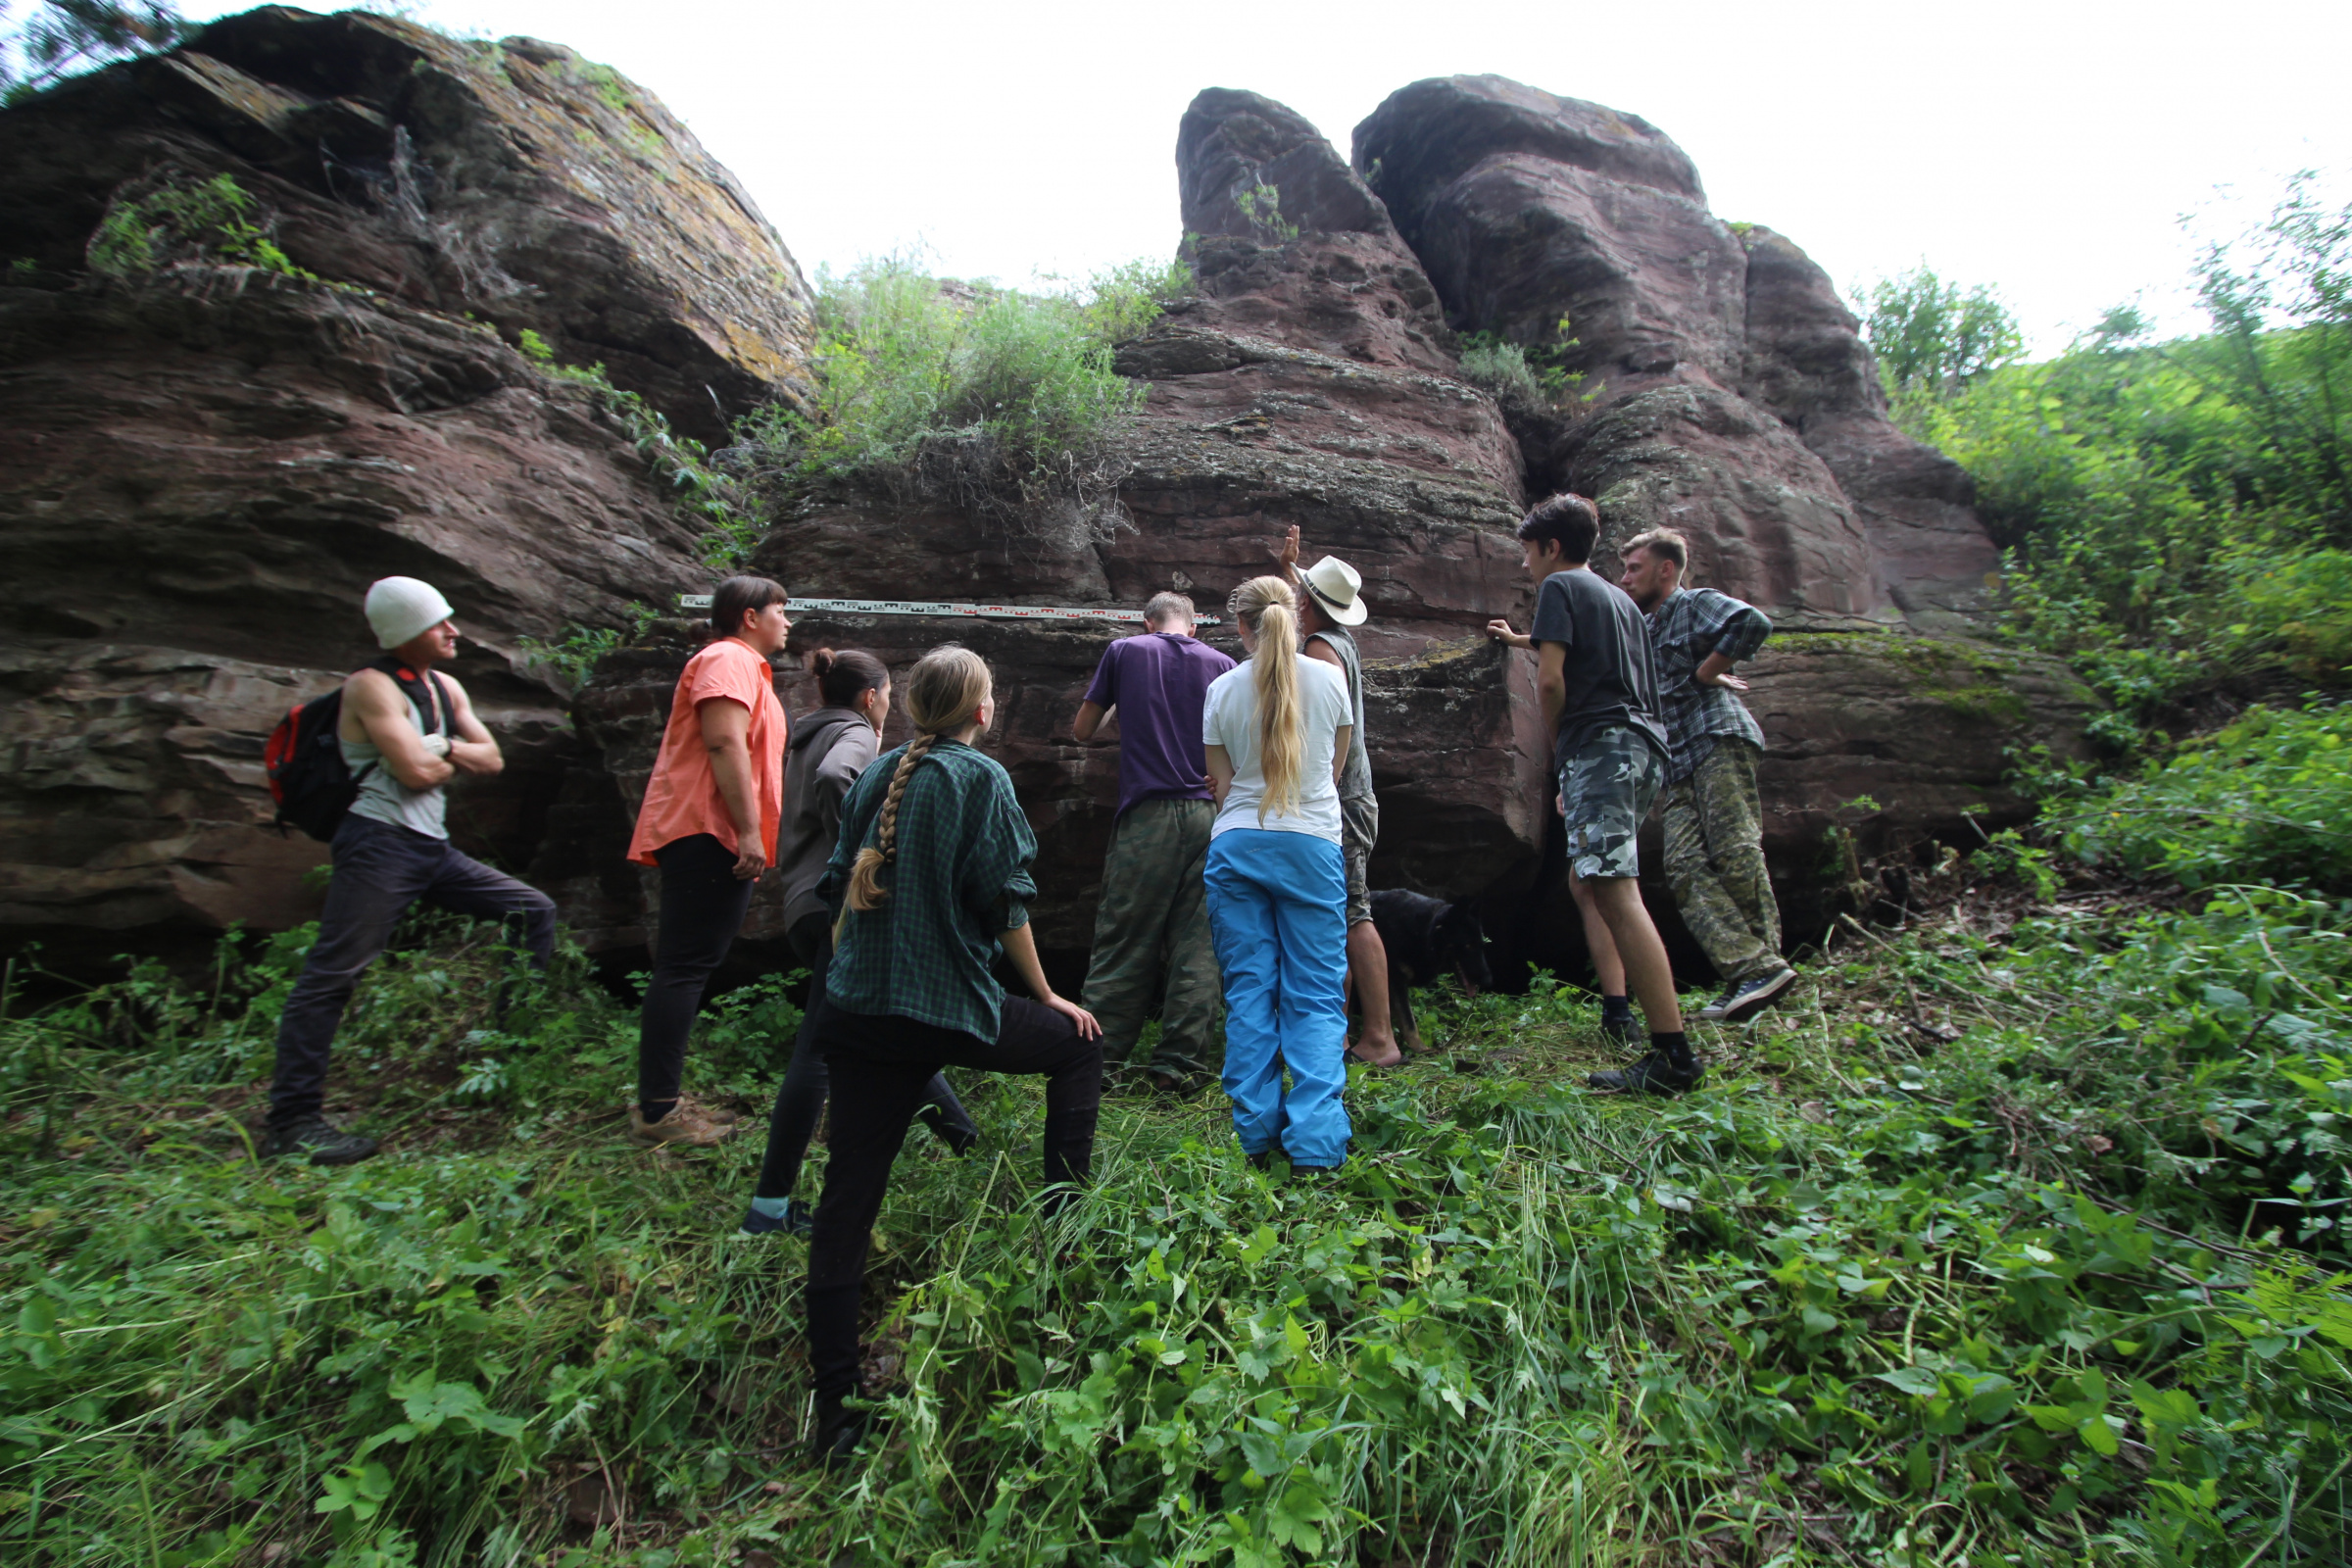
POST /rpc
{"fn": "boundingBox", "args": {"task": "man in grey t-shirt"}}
[1488,495,1700,1096]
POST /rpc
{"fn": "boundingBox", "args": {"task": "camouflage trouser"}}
[1560,726,1664,880]
[1661,740,1784,983]
[1340,793,1379,928]
[1081,797,1223,1070]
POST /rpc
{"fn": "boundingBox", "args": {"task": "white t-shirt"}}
[1200,655,1352,842]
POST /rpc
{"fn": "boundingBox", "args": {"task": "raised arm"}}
[1535,641,1568,739]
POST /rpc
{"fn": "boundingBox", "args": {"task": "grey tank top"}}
[343,677,450,840]
[1309,626,1373,802]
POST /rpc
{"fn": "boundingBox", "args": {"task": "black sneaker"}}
[810,1396,867,1473]
[1600,1014,1642,1049]
[1588,1050,1703,1096]
[738,1198,814,1239]
[1700,967,1799,1024]
[915,1103,980,1156]
[267,1115,379,1166]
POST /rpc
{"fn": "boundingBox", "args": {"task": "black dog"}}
[1368,890,1492,1053]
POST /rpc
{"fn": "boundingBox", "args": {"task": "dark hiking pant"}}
[1079,797,1221,1071]
[804,996,1102,1401]
[753,912,971,1200]
[635,833,759,1112]
[268,813,555,1127]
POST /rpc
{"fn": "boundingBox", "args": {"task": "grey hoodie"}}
[779,707,882,930]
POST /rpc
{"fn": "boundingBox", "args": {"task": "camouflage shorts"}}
[1340,793,1378,927]
[1559,726,1664,880]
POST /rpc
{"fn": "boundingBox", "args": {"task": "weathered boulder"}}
[0,6,814,972]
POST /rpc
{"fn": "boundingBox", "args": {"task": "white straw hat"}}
[1299,556,1369,626]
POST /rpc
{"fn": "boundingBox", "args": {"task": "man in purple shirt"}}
[1073,591,1237,1093]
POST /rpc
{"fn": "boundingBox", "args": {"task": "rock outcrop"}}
[0,7,812,971]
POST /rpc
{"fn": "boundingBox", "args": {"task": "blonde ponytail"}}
[844,645,993,911]
[1229,575,1304,823]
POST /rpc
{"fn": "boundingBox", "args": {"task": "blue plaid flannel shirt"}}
[1646,587,1771,784]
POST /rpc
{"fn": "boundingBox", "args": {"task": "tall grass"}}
[5,863,2349,1563]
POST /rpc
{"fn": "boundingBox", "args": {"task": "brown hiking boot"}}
[627,1102,738,1149]
[674,1093,741,1126]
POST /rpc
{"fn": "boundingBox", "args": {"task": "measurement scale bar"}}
[677,595,1219,626]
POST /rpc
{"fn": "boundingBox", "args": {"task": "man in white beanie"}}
[265,576,557,1165]
[1273,526,1402,1070]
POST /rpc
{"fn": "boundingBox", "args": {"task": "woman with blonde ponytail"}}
[799,645,1103,1471]
[1200,576,1357,1172]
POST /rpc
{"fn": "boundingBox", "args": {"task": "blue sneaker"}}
[737,1198,813,1239]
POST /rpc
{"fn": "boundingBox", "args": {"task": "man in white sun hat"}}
[264,576,557,1166]
[1274,527,1401,1069]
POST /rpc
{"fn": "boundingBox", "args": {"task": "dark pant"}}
[804,995,1102,1401]
[636,833,759,1111]
[753,913,972,1200]
[269,813,556,1127]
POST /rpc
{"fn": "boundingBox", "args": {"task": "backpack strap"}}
[367,655,449,735]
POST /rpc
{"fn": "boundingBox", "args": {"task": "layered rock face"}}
[591,88,1549,963]
[0,7,810,970]
[1348,75,2089,897]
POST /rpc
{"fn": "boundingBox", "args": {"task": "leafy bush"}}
[515,602,659,690]
[1455,317,1600,412]
[86,172,307,278]
[761,255,1185,493]
[2050,702,2352,890]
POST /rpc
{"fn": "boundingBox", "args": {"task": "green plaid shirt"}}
[1647,587,1771,784]
[818,739,1036,1042]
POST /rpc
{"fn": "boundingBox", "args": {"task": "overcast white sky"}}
[185,0,2351,356]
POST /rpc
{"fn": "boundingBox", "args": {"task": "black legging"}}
[636,833,759,1115]
[753,912,973,1200]
[804,994,1102,1401]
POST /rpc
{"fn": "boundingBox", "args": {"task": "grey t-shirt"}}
[1307,626,1373,803]
[1529,567,1670,767]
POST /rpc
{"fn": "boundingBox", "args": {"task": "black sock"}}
[1601,994,1634,1023]
[1650,1032,1694,1070]
[640,1098,677,1123]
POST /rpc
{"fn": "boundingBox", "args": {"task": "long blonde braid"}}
[1228,575,1304,823]
[844,645,992,911]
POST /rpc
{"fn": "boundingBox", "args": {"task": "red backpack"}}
[264,658,451,842]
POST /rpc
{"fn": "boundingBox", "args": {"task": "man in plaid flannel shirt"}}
[1618,527,1799,1024]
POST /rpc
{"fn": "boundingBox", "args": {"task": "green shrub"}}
[86,172,307,278]
[745,255,1186,529]
[1455,318,1598,411]
[2052,702,2352,889]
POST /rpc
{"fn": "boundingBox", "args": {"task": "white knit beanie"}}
[365,577,456,650]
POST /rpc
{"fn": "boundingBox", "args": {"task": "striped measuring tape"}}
[677,594,1220,626]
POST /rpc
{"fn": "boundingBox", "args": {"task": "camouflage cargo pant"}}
[1661,740,1784,983]
[1560,725,1664,880]
[1080,797,1223,1070]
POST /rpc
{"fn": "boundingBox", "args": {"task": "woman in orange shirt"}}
[623,576,792,1147]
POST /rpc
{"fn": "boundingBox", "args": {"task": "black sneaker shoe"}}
[1702,967,1799,1024]
[267,1115,379,1166]
[915,1103,980,1156]
[810,1396,867,1473]
[738,1198,814,1239]
[1599,1014,1642,1049]
[1588,1050,1703,1096]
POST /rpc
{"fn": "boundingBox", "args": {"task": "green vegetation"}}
[85,172,308,279]
[1,1,186,102]
[516,604,661,691]
[1870,175,2352,741]
[1457,316,1602,413]
[514,329,760,570]
[10,744,2352,1563]
[739,255,1187,539]
[1234,183,1298,244]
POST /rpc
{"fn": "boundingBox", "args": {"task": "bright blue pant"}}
[1204,828,1350,1168]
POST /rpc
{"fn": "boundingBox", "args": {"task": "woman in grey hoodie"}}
[742,649,976,1236]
